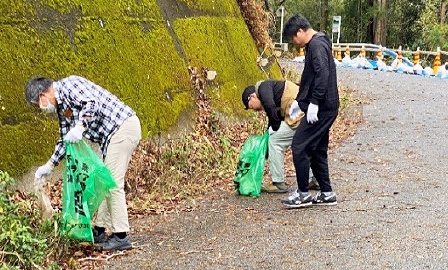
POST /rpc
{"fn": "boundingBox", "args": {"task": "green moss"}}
[174,0,239,16]
[0,0,191,176]
[174,16,281,115]
[0,0,281,177]
[0,120,59,177]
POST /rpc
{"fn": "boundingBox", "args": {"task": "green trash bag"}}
[61,140,117,242]
[234,132,269,197]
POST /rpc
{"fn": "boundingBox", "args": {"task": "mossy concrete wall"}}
[0,0,282,177]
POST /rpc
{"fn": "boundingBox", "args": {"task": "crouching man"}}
[242,80,319,193]
[25,75,141,251]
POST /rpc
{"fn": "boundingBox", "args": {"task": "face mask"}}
[39,96,57,114]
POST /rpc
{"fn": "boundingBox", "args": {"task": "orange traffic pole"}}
[413,47,420,65]
[376,45,383,60]
[397,46,403,64]
[433,47,441,75]
[298,47,305,57]
[361,45,366,58]
[337,47,342,61]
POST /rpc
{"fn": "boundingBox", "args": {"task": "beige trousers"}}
[95,115,141,233]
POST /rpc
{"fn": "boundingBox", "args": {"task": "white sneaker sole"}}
[312,201,337,206]
[282,201,313,208]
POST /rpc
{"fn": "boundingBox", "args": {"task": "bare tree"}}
[374,0,387,46]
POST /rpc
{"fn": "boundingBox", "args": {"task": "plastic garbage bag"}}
[234,132,269,197]
[364,60,374,70]
[61,140,116,242]
[342,55,352,67]
[406,66,415,74]
[377,59,387,71]
[292,56,305,63]
[334,58,341,67]
[437,63,447,78]
[34,176,55,220]
[442,63,448,79]
[413,63,423,76]
[396,62,407,74]
[423,67,433,76]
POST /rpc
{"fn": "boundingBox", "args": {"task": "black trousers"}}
[292,115,337,193]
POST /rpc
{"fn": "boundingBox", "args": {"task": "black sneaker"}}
[93,228,107,244]
[312,192,337,206]
[102,234,132,251]
[281,190,313,208]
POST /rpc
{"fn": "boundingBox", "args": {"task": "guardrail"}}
[333,43,448,56]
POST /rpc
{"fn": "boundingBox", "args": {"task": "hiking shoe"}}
[309,177,320,191]
[312,192,337,206]
[102,234,132,251]
[281,189,313,208]
[93,229,107,244]
[262,182,289,193]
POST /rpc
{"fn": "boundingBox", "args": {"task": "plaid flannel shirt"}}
[49,75,135,166]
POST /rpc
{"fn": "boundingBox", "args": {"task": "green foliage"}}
[175,0,240,15]
[424,23,448,51]
[269,0,448,52]
[0,171,68,269]
[417,0,448,51]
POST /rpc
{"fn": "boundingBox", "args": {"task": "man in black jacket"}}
[280,15,339,208]
[242,80,320,193]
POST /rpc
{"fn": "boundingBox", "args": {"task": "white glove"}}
[35,162,53,179]
[268,126,275,135]
[289,100,302,120]
[307,103,319,124]
[65,123,85,143]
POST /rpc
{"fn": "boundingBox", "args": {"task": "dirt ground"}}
[101,61,448,269]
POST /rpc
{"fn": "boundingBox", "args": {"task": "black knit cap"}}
[241,85,255,109]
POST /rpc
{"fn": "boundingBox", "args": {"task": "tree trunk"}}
[374,0,387,46]
[263,0,270,11]
[366,0,375,44]
[320,0,329,32]
[441,1,448,24]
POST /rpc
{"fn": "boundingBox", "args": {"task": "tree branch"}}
[0,251,42,270]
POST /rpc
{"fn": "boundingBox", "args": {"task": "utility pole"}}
[280,6,284,43]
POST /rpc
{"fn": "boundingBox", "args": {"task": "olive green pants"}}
[269,121,314,183]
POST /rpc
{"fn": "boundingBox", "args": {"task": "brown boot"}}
[261,182,289,193]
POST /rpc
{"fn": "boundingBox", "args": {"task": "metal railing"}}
[333,43,448,56]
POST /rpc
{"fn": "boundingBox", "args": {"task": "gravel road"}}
[103,60,448,269]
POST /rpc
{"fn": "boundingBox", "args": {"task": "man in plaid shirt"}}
[25,75,141,251]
